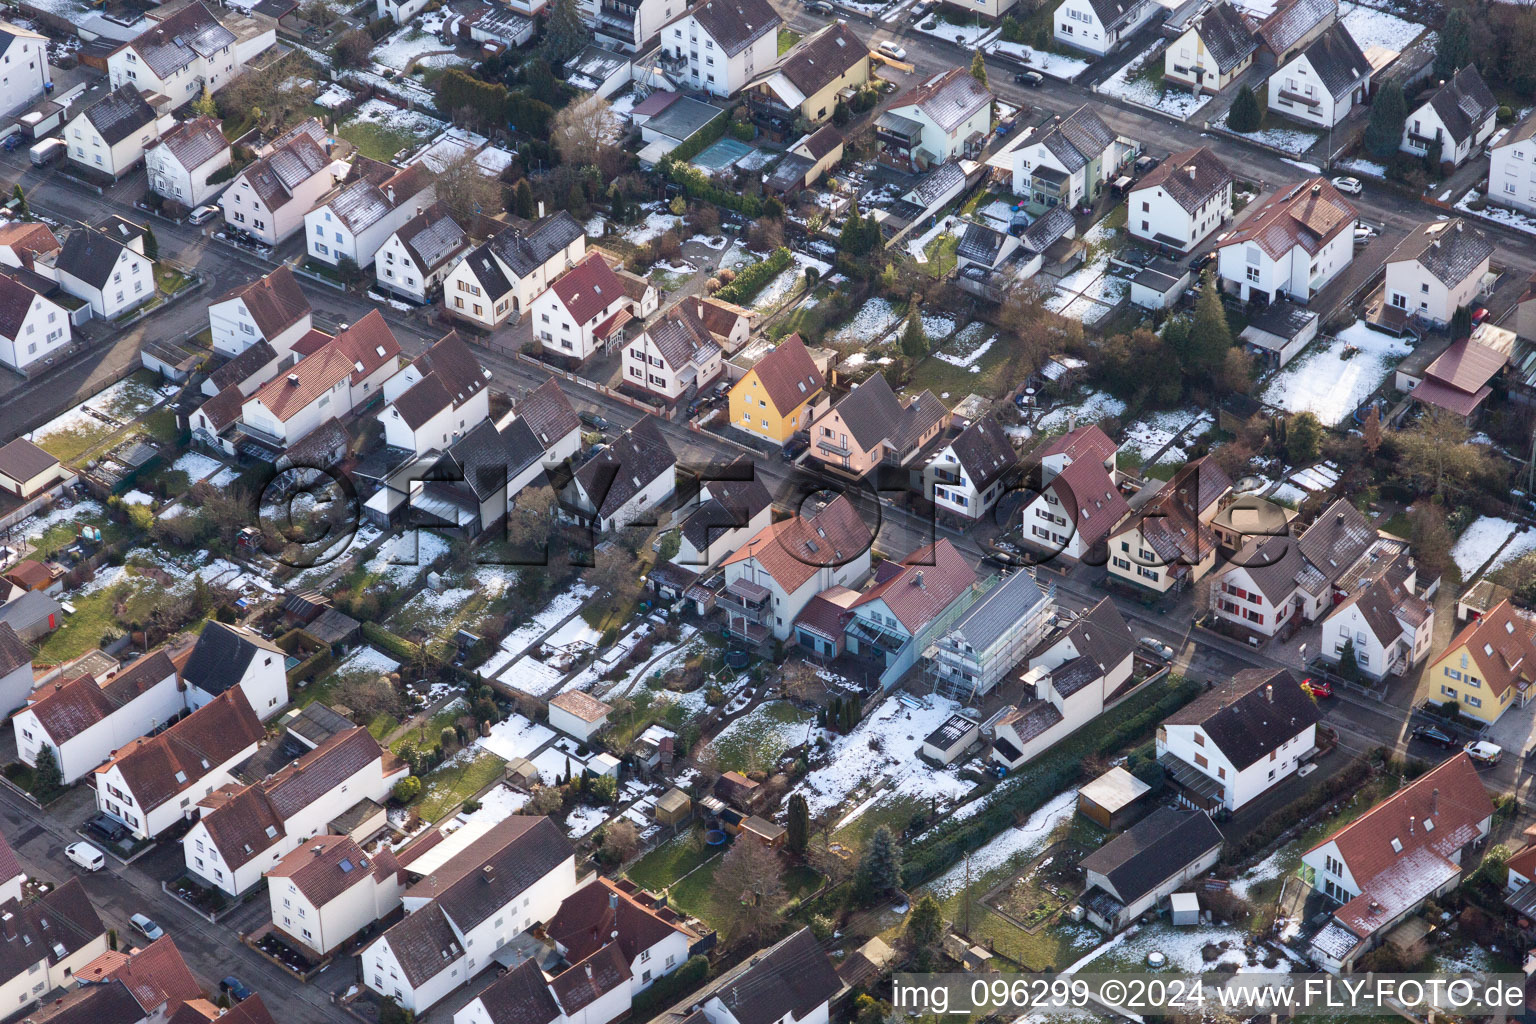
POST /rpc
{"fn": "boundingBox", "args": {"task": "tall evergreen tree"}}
[1364,82,1407,160]
[1227,85,1261,133]
[142,225,159,261]
[1182,269,1232,385]
[900,308,927,359]
[787,793,810,855]
[541,0,590,63]
[858,826,903,901]
[513,178,534,219]
[10,184,26,219]
[32,745,62,799]
[1435,9,1471,81]
[970,51,988,87]
[1450,304,1473,341]
[907,893,944,950]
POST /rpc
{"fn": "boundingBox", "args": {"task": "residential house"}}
[41,224,154,319]
[182,726,408,896]
[989,597,1137,768]
[12,651,182,785]
[1053,0,1157,56]
[1005,105,1134,214]
[925,569,1053,702]
[0,437,73,501]
[690,296,751,351]
[1424,598,1536,725]
[1126,146,1234,253]
[545,877,698,995]
[0,269,71,372]
[514,377,583,468]
[1215,177,1355,303]
[92,689,265,840]
[57,938,210,1024]
[180,621,290,720]
[877,68,993,171]
[0,832,21,904]
[681,928,840,1024]
[745,21,868,130]
[1106,455,1232,593]
[922,415,1018,521]
[1489,112,1536,217]
[374,203,470,305]
[1078,807,1223,931]
[1253,0,1336,64]
[1165,3,1256,94]
[207,265,313,359]
[0,623,30,717]
[145,116,231,209]
[673,463,772,568]
[768,124,844,192]
[807,373,946,477]
[239,311,402,448]
[568,415,676,532]
[1267,21,1371,128]
[657,0,780,98]
[361,816,578,1013]
[391,416,549,536]
[107,2,276,111]
[1320,560,1433,680]
[442,212,587,328]
[63,86,161,180]
[219,119,338,245]
[1402,64,1498,170]
[451,955,623,1024]
[728,333,825,444]
[840,538,979,686]
[1032,422,1117,483]
[1019,452,1130,561]
[547,692,612,742]
[0,879,107,1013]
[1207,497,1379,637]
[530,253,631,361]
[305,162,435,268]
[1383,218,1494,328]
[381,330,491,455]
[581,0,677,53]
[722,493,872,644]
[622,302,721,404]
[1405,323,1510,419]
[266,835,405,957]
[1157,667,1319,811]
[0,22,50,117]
[1302,753,1492,971]
[0,222,60,273]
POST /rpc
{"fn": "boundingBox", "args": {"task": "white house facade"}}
[658,0,780,98]
[1216,177,1354,303]
[1055,0,1157,56]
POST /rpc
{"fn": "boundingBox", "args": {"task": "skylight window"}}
[1390,837,1402,853]
[265,825,278,838]
[339,858,354,873]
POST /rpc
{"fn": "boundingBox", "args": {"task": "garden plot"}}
[26,374,168,457]
[533,738,613,785]
[337,646,401,678]
[1044,249,1128,325]
[829,297,903,346]
[1338,157,1387,179]
[315,83,352,109]
[1451,516,1536,578]
[1118,409,1212,464]
[344,99,447,139]
[794,695,975,823]
[987,40,1091,80]
[560,621,658,695]
[371,24,467,72]
[565,805,611,838]
[936,323,995,369]
[501,653,568,696]
[1211,109,1320,156]
[748,253,830,313]
[363,530,450,587]
[1097,42,1207,118]
[288,523,383,589]
[1260,321,1412,426]
[1340,1,1429,53]
[1028,392,1128,436]
[171,452,224,482]
[1457,190,1536,237]
[624,205,684,244]
[919,312,957,341]
[711,701,813,774]
[475,713,555,761]
[1287,462,1339,492]
[927,789,1077,898]
[477,584,596,679]
[1090,922,1292,974]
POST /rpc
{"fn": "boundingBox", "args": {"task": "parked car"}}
[1471,306,1490,326]
[1188,250,1217,273]
[805,0,833,10]
[578,411,610,431]
[1014,71,1044,87]
[1465,740,1503,766]
[220,977,254,1003]
[130,914,164,941]
[1353,222,1378,245]
[1410,724,1458,749]
[188,204,220,225]
[1300,677,1332,698]
[1133,154,1160,176]
[1137,637,1175,661]
[910,0,932,16]
[781,435,811,462]
[877,41,907,60]
[64,842,104,872]
[1331,176,1364,195]
[84,812,130,843]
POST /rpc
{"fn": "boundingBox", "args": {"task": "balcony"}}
[1277,88,1320,108]
[717,577,772,619]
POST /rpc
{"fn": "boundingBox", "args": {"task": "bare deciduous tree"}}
[433,151,503,222]
[551,93,622,176]
[715,839,788,942]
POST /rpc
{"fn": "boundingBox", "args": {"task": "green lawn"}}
[35,577,130,664]
[778,28,801,55]
[905,323,1018,400]
[391,700,469,754]
[920,231,959,279]
[627,830,718,893]
[712,700,812,775]
[368,712,400,741]
[414,749,507,823]
[338,120,416,162]
[155,266,192,295]
[31,371,164,464]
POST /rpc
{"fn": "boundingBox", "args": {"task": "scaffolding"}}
[926,572,1056,704]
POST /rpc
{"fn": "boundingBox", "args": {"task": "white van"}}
[28,138,64,167]
[65,841,104,872]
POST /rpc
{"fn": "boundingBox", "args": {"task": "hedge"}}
[658,160,763,218]
[1224,756,1373,863]
[664,111,728,164]
[361,622,420,667]
[714,247,792,304]
[901,677,1201,888]
[630,955,710,1019]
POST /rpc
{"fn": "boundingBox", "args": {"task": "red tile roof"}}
[721,493,871,593]
[748,333,824,417]
[1034,423,1117,467]
[549,253,625,325]
[1218,177,1354,261]
[850,538,976,634]
[1044,457,1130,548]
[93,689,264,813]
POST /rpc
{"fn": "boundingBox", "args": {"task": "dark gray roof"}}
[396,203,469,274]
[893,68,993,134]
[944,570,1048,652]
[1132,146,1233,213]
[1023,205,1076,254]
[380,902,461,987]
[286,702,354,747]
[948,415,1017,489]
[182,621,282,697]
[957,221,1007,266]
[681,465,772,552]
[673,0,780,57]
[644,96,726,142]
[0,621,28,676]
[1256,0,1335,57]
[1421,63,1497,146]
[517,378,581,451]
[1079,806,1223,904]
[771,21,866,98]
[404,816,575,936]
[1052,597,1135,676]
[563,44,631,87]
[126,2,236,79]
[1387,218,1494,288]
[1035,105,1117,173]
[908,161,966,209]
[208,340,278,393]
[1082,0,1152,32]
[57,229,136,290]
[765,152,816,192]
[474,958,562,1024]
[714,928,841,1024]
[573,415,676,519]
[78,85,155,146]
[429,418,541,502]
[0,437,58,483]
[1296,498,1375,580]
[1192,2,1256,74]
[1295,21,1370,98]
[483,210,585,282]
[157,115,229,171]
[645,304,718,372]
[392,330,489,430]
[1163,667,1319,768]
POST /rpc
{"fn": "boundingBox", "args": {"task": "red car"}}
[1471,307,1490,327]
[1300,677,1332,699]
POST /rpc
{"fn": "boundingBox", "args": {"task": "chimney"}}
[609,892,618,910]
[483,864,494,880]
[1186,164,1196,181]
[538,200,546,219]
[1311,184,1321,195]
[287,373,300,385]
[1265,684,1273,702]
[387,185,395,205]
[1431,788,1439,815]
[1409,815,1415,834]
[585,963,593,979]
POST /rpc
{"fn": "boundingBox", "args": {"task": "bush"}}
[715,247,792,304]
[392,775,422,803]
[362,622,420,665]
[658,160,764,218]
[630,956,709,1019]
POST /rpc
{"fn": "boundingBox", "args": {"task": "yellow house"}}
[1425,599,1536,724]
[746,21,870,129]
[1106,456,1232,594]
[728,333,826,444]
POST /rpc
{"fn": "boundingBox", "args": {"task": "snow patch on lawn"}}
[830,297,902,345]
[927,789,1077,898]
[1340,1,1429,53]
[1260,321,1411,426]
[1118,409,1212,462]
[1097,42,1206,118]
[338,646,401,677]
[475,714,555,761]
[172,452,224,481]
[1456,190,1536,237]
[344,98,447,139]
[987,40,1091,80]
[1212,110,1320,156]
[1451,516,1536,578]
